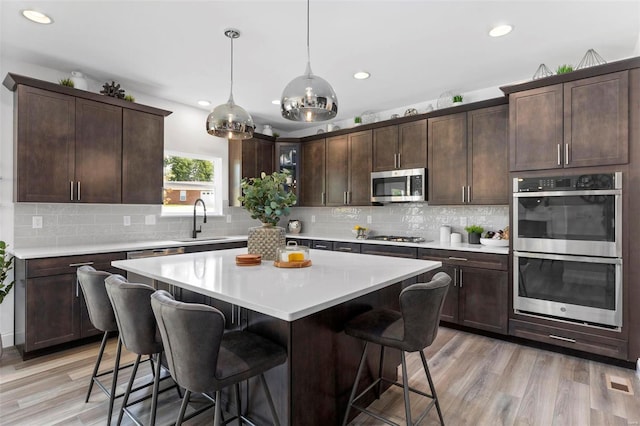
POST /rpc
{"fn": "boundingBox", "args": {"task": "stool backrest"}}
[105,275,162,356]
[151,290,226,393]
[399,271,451,351]
[77,265,117,332]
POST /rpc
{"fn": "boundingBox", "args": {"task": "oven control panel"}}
[516,173,617,192]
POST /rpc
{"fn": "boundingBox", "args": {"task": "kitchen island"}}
[113,248,442,425]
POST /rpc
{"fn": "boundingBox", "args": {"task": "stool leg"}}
[117,354,141,426]
[107,338,123,426]
[401,351,412,425]
[149,352,162,426]
[420,350,444,426]
[86,330,109,402]
[342,342,369,426]
[176,389,191,426]
[234,383,242,424]
[376,345,385,399]
[259,373,280,426]
[213,390,222,426]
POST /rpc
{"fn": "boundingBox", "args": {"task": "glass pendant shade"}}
[207,28,254,140]
[281,0,338,122]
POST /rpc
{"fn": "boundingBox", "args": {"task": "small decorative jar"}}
[262,124,273,136]
[70,71,88,90]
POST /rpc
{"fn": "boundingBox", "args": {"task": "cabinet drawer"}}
[333,242,361,254]
[361,244,417,259]
[311,240,334,251]
[418,248,507,270]
[509,319,627,360]
[26,252,126,277]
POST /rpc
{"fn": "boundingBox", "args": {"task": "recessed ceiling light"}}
[489,24,513,37]
[21,9,53,24]
[197,100,211,107]
[272,99,281,105]
[353,71,370,80]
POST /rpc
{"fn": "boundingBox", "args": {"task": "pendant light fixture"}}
[281,0,338,122]
[207,29,254,140]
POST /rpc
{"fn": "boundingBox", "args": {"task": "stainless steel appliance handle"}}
[70,181,74,201]
[513,250,622,265]
[557,144,561,166]
[514,189,621,197]
[549,334,576,343]
[565,144,569,165]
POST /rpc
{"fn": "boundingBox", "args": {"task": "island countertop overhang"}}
[112,248,442,322]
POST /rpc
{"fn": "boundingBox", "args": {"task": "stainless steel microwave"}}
[371,168,426,203]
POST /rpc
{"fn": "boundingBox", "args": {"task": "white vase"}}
[70,71,88,90]
[262,125,273,136]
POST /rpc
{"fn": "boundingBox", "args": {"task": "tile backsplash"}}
[14,203,509,248]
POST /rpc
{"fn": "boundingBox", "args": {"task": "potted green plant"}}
[0,241,14,358]
[124,94,135,102]
[452,94,463,105]
[354,116,362,126]
[59,78,74,87]
[556,64,574,74]
[464,225,484,244]
[238,170,297,260]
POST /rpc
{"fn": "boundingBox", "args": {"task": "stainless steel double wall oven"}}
[512,172,623,328]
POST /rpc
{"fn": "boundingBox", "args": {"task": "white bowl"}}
[480,238,509,247]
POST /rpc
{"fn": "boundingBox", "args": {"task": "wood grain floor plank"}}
[551,378,590,426]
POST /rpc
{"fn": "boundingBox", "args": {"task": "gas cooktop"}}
[367,235,429,243]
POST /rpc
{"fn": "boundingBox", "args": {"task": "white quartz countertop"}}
[288,234,510,255]
[11,236,248,259]
[112,248,442,322]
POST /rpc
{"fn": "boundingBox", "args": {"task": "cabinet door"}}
[325,135,349,206]
[122,109,164,204]
[75,98,122,203]
[348,130,373,205]
[428,113,467,205]
[26,274,81,351]
[372,126,398,171]
[16,86,75,202]
[468,104,509,205]
[398,119,427,169]
[419,264,458,323]
[564,71,629,168]
[459,266,508,334]
[242,138,274,178]
[257,139,275,176]
[300,139,326,206]
[509,84,563,171]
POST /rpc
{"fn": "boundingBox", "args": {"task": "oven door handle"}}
[513,189,621,198]
[513,251,622,265]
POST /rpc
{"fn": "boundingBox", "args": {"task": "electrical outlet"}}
[123,216,131,226]
[367,215,372,224]
[32,216,43,229]
[145,215,156,225]
[226,215,232,223]
[311,215,316,223]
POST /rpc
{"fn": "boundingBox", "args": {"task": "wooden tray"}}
[273,260,312,268]
[236,254,262,266]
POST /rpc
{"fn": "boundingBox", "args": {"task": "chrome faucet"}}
[192,198,207,238]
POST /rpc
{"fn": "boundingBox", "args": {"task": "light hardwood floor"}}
[1,327,639,425]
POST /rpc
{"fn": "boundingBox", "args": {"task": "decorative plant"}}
[556,64,574,74]
[238,169,297,226]
[59,78,74,87]
[124,94,135,102]
[272,132,280,138]
[354,116,362,124]
[464,225,484,235]
[0,241,15,304]
[453,94,463,103]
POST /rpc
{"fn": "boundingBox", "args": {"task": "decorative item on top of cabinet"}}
[576,49,606,70]
[507,70,629,171]
[372,119,426,171]
[532,63,555,80]
[100,81,126,98]
[428,102,509,205]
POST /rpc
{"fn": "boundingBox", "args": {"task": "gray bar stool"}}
[105,275,173,426]
[342,272,451,426]
[77,265,132,426]
[151,290,287,426]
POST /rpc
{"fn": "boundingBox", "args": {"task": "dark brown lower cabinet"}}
[418,249,509,335]
[14,252,126,358]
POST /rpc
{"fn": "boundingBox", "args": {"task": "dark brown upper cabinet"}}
[428,104,508,205]
[372,120,427,171]
[325,130,372,206]
[228,134,275,206]
[4,73,171,204]
[300,138,326,206]
[509,71,629,171]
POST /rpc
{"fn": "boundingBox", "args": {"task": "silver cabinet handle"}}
[315,244,328,249]
[69,261,94,267]
[459,269,463,288]
[462,186,465,203]
[75,277,79,297]
[347,191,351,205]
[557,144,561,166]
[467,186,470,203]
[397,153,401,168]
[77,181,81,201]
[453,268,457,287]
[343,191,347,204]
[393,153,397,169]
[448,256,468,261]
[70,181,74,201]
[549,334,576,343]
[337,247,352,252]
[321,192,325,205]
[565,144,569,165]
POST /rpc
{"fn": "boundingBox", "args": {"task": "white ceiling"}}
[2,1,639,133]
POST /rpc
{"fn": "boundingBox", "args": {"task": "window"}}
[162,151,223,216]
